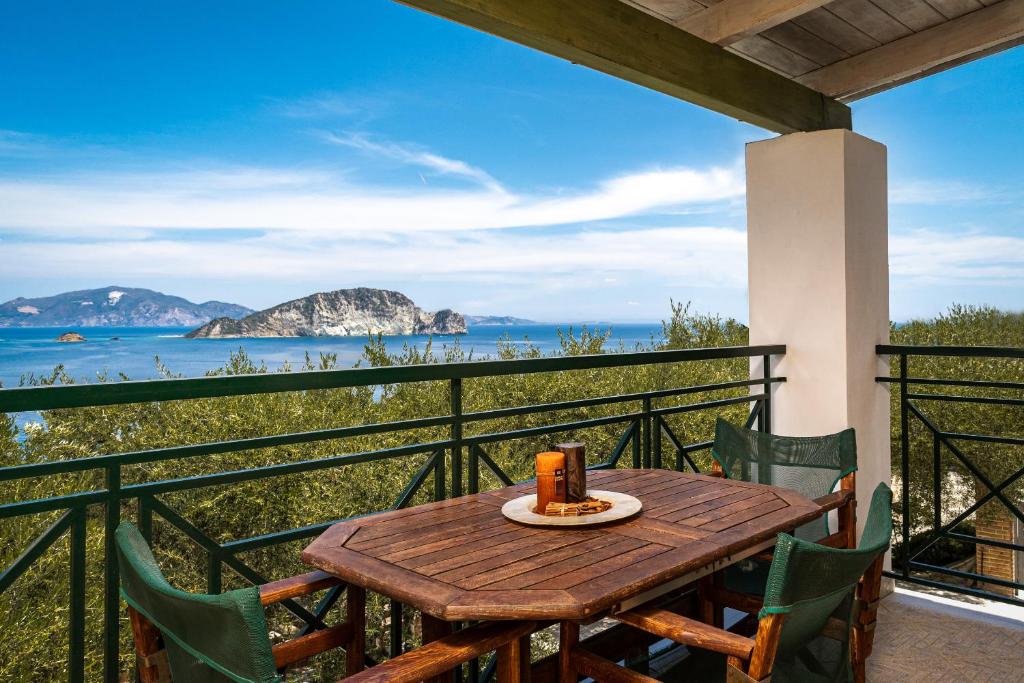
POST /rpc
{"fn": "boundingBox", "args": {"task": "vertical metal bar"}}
[70,506,86,683]
[642,397,653,469]
[632,420,641,468]
[900,353,911,579]
[389,600,403,657]
[433,449,446,502]
[138,496,152,544]
[761,354,772,433]
[468,445,479,495]
[933,432,942,536]
[652,415,662,470]
[451,378,463,498]
[207,551,222,594]
[104,464,121,683]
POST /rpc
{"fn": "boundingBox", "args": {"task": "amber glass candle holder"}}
[535,451,567,512]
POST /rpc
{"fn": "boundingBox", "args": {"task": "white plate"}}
[500,490,642,527]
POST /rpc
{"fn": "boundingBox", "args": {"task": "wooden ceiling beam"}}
[677,0,833,46]
[394,0,851,133]
[798,0,1024,101]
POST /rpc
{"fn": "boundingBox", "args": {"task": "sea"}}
[0,323,664,389]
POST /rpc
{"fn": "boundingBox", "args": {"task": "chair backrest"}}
[711,418,857,541]
[759,483,893,682]
[115,522,280,683]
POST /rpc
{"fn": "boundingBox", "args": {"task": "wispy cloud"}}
[890,179,1002,205]
[322,132,505,192]
[271,93,363,119]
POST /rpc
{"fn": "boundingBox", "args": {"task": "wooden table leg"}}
[422,613,454,683]
[559,621,579,683]
[497,632,531,682]
[346,585,366,675]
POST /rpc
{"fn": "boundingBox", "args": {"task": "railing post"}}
[652,415,662,470]
[632,420,642,468]
[208,552,222,594]
[761,353,772,433]
[642,397,653,469]
[933,432,942,537]
[451,378,463,498]
[138,496,153,544]
[899,353,911,579]
[468,444,480,495]
[104,463,121,683]
[70,506,86,683]
[389,600,403,657]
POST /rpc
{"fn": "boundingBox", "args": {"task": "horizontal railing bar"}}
[462,412,641,446]
[651,393,766,417]
[947,531,1024,553]
[877,344,1024,359]
[875,376,1024,391]
[938,431,1024,446]
[122,441,451,497]
[909,561,1024,591]
[460,377,785,423]
[0,415,455,482]
[222,515,371,553]
[0,509,75,593]
[0,345,786,413]
[905,392,1024,407]
[0,490,109,519]
[884,572,1024,608]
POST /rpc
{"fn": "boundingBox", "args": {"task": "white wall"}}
[746,129,892,542]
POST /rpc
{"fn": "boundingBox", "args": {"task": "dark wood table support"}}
[422,613,455,683]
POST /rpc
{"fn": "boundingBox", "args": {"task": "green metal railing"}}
[0,344,784,682]
[877,344,1024,606]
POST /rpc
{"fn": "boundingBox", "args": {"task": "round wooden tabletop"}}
[302,469,823,621]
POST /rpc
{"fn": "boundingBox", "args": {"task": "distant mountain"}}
[0,287,253,328]
[464,315,536,326]
[186,288,466,338]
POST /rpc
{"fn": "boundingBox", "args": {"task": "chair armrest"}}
[614,606,754,661]
[259,570,343,606]
[273,623,354,669]
[340,620,537,683]
[814,489,854,513]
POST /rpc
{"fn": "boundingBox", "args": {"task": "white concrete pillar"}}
[746,129,891,542]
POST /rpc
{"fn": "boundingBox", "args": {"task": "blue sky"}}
[1,1,1022,323]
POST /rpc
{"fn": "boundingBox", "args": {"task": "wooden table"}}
[302,469,825,623]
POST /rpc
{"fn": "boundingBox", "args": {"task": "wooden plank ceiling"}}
[626,0,1024,100]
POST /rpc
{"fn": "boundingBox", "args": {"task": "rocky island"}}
[55,331,86,343]
[186,288,467,338]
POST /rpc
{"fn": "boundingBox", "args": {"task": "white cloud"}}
[0,226,750,289]
[0,158,744,236]
[890,229,1024,284]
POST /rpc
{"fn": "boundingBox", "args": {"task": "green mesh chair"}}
[116,522,364,683]
[706,419,860,609]
[563,483,892,683]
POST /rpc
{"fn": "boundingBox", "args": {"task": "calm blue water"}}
[0,324,663,388]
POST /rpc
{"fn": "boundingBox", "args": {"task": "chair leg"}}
[853,553,884,679]
[345,585,366,675]
[128,606,170,683]
[559,621,580,683]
